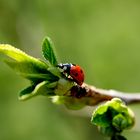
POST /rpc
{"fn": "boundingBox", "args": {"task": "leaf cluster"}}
[91,98,135,140]
[0,37,63,100]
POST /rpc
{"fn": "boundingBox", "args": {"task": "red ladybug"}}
[57,63,84,86]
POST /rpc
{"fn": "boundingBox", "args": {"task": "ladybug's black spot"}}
[80,70,83,73]
[74,73,78,77]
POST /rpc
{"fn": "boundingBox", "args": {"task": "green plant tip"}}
[91,98,135,137]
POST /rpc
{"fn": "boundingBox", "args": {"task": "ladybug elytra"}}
[57,63,84,86]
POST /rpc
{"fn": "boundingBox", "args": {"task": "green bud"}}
[52,96,86,110]
[54,78,74,96]
[112,113,128,131]
[91,98,135,137]
[99,126,115,136]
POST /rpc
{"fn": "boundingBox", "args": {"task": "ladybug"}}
[57,63,84,86]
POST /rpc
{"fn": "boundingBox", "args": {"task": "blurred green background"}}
[0,0,140,139]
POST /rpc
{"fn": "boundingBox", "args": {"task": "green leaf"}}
[125,108,135,129]
[52,96,86,110]
[91,105,111,127]
[19,81,57,101]
[0,44,49,74]
[0,44,60,83]
[42,37,58,66]
[99,126,115,136]
[19,85,36,100]
[5,60,48,74]
[20,73,59,83]
[112,114,128,131]
[47,66,61,77]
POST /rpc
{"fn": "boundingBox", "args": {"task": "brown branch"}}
[70,83,140,106]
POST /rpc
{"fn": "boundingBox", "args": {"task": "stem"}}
[70,83,140,106]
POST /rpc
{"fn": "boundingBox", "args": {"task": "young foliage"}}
[0,37,77,104]
[0,44,49,73]
[91,98,135,140]
[0,39,62,100]
[42,37,58,66]
[19,81,57,101]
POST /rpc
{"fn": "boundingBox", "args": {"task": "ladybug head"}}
[57,63,72,74]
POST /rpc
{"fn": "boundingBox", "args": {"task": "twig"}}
[70,83,140,106]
